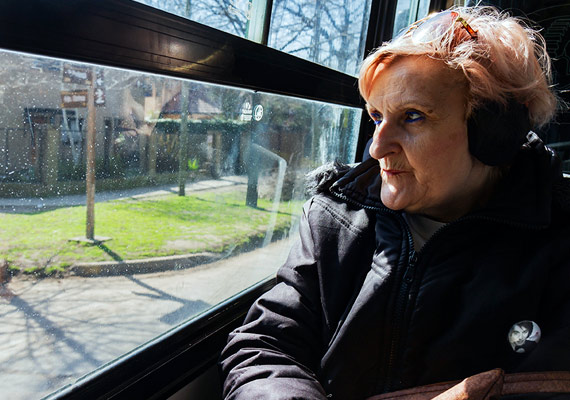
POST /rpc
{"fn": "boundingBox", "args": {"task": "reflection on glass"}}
[392,0,431,38]
[268,0,373,76]
[133,0,372,75]
[0,49,360,399]
[133,0,263,40]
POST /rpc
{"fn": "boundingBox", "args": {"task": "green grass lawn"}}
[0,190,302,275]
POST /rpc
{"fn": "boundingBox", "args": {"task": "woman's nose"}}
[368,120,400,160]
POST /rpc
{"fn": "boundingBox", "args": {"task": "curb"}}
[68,225,291,277]
[70,252,222,277]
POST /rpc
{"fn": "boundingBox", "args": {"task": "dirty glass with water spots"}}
[0,50,360,399]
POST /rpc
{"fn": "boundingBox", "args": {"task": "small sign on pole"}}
[240,101,253,121]
[63,64,92,85]
[61,90,88,108]
[94,70,106,107]
[94,88,106,107]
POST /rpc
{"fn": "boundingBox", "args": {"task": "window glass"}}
[0,50,360,399]
[134,0,374,76]
[392,0,431,37]
[133,0,268,41]
[268,0,373,76]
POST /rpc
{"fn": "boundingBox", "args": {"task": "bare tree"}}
[134,0,249,37]
[135,0,370,75]
[269,0,371,75]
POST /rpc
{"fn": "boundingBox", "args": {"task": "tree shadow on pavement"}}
[96,244,211,325]
[7,295,102,368]
[125,275,210,326]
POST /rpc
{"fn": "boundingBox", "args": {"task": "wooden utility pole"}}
[64,65,109,245]
[178,82,190,196]
[85,81,96,240]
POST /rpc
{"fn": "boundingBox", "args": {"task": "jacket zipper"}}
[330,190,418,392]
[383,214,416,392]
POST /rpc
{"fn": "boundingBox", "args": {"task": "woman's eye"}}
[405,111,424,122]
[370,112,382,125]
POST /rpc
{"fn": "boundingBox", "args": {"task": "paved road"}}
[0,239,293,400]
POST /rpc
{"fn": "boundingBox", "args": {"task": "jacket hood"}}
[309,139,568,228]
[306,158,383,209]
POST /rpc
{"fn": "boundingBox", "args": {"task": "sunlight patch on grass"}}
[0,190,302,271]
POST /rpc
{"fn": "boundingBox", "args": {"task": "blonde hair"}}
[359,6,558,127]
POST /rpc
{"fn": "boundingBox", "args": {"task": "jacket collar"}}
[328,144,562,228]
[328,158,383,210]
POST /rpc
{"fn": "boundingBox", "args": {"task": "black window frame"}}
[0,0,395,398]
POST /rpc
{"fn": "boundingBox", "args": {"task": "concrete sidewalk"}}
[0,176,247,212]
[0,239,292,400]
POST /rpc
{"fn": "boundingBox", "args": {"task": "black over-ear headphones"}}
[467,99,532,166]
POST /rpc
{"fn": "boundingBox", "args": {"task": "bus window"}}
[133,0,263,41]
[0,0,387,398]
[268,0,373,76]
[0,49,361,399]
[392,0,431,37]
[135,0,374,76]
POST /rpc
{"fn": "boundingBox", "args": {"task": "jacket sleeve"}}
[219,200,328,400]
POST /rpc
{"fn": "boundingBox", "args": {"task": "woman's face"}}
[366,56,493,222]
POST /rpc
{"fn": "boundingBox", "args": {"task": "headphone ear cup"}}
[467,100,531,166]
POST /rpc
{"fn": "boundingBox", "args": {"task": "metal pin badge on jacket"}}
[508,320,541,353]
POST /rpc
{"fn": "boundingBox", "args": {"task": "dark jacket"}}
[220,143,570,400]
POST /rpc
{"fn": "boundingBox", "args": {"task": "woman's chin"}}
[380,190,408,212]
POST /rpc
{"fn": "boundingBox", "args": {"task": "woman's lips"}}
[382,169,406,177]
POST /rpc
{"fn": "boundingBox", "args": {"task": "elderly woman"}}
[220,6,570,400]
